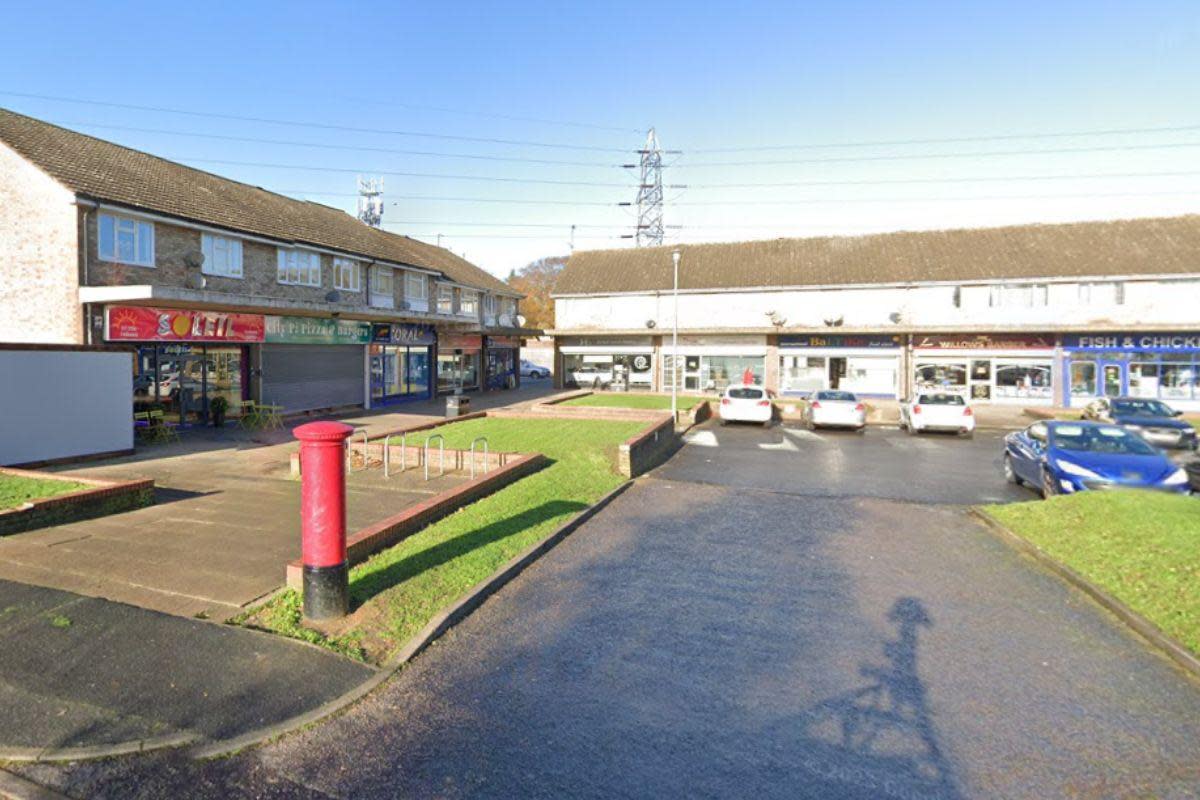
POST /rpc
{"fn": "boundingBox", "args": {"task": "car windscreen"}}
[1111,399,1174,417]
[917,394,965,405]
[1050,424,1158,455]
[728,388,764,400]
[816,391,856,402]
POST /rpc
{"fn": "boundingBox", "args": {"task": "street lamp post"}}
[671,248,681,420]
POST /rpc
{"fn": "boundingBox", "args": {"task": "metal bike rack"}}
[350,430,369,472]
[468,436,489,479]
[384,432,407,478]
[424,434,445,481]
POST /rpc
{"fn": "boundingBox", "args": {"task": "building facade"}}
[0,109,530,423]
[550,217,1200,410]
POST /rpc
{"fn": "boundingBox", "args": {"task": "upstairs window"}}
[99,213,154,267]
[333,257,361,292]
[1078,281,1124,306]
[436,284,454,314]
[201,233,243,278]
[370,266,394,308]
[277,248,321,287]
[484,294,497,316]
[988,283,1048,308]
[459,290,479,316]
[405,272,428,310]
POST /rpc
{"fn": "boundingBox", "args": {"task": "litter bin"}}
[446,394,471,418]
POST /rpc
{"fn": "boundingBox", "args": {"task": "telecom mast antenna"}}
[357,177,384,228]
[634,128,664,247]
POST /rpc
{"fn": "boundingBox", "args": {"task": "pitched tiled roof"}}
[0,108,513,296]
[556,215,1200,295]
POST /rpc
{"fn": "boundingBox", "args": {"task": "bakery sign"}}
[913,333,1053,350]
[106,306,265,342]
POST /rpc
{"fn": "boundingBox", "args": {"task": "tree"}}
[506,255,566,330]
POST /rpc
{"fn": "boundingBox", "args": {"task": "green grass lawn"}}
[982,491,1200,656]
[559,393,709,411]
[0,474,89,510]
[238,416,648,663]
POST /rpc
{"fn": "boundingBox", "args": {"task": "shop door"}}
[1100,362,1125,397]
[684,356,701,391]
[177,353,207,424]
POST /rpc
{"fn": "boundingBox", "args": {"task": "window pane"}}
[1070,362,1096,395]
[277,251,288,282]
[137,223,153,264]
[99,215,115,259]
[1128,363,1159,398]
[118,228,136,262]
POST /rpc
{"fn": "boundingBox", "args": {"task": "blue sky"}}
[2,0,1198,275]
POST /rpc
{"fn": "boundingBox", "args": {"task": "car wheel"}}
[805,416,815,431]
[1003,454,1021,485]
[961,429,974,440]
[1041,468,1058,499]
[762,419,771,429]
[718,419,727,426]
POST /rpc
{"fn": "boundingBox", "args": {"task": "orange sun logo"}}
[171,314,192,337]
[110,309,139,329]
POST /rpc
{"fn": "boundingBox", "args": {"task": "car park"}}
[802,390,866,431]
[900,393,975,437]
[1004,420,1189,497]
[520,360,551,379]
[719,384,773,427]
[1081,396,1197,450]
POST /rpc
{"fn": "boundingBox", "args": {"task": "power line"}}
[676,140,1200,167]
[46,119,626,167]
[173,157,634,188]
[0,90,630,153]
[684,169,1200,190]
[673,189,1200,206]
[685,123,1200,153]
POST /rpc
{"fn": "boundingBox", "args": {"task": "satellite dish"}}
[646,319,657,329]
[517,314,527,327]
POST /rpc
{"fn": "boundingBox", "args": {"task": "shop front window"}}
[1129,363,1159,398]
[915,362,968,393]
[780,356,826,394]
[437,351,480,392]
[564,354,614,389]
[486,348,516,389]
[205,347,245,416]
[1070,361,1097,396]
[702,356,763,392]
[842,357,898,396]
[994,362,1052,399]
[1160,359,1197,400]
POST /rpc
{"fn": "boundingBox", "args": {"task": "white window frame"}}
[436,284,455,315]
[98,213,155,267]
[404,271,429,311]
[484,294,497,315]
[989,283,1048,308]
[333,257,361,292]
[370,265,394,308]
[459,289,479,317]
[277,248,321,287]
[200,233,243,278]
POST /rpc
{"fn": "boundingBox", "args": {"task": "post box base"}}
[302,563,349,621]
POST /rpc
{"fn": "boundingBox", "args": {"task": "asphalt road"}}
[14,422,1200,798]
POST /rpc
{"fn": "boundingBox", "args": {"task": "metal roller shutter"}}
[261,345,363,412]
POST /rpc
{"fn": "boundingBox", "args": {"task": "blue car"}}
[1004,420,1190,497]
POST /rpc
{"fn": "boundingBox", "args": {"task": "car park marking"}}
[758,435,801,452]
[683,430,719,448]
[781,428,827,443]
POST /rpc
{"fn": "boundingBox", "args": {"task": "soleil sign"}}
[106,306,265,342]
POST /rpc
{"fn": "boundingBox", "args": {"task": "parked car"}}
[900,393,975,437]
[719,384,773,427]
[802,390,866,431]
[1004,420,1189,497]
[1081,396,1197,450]
[520,360,551,379]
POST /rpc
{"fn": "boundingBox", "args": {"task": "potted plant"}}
[209,395,229,428]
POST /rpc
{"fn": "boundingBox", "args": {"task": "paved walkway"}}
[12,424,1200,797]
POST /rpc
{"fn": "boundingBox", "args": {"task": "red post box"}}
[294,421,355,620]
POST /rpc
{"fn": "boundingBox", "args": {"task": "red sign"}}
[441,334,482,350]
[913,333,1053,350]
[106,306,265,343]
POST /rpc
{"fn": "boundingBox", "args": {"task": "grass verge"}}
[981,491,1200,656]
[0,475,89,511]
[559,393,707,411]
[237,416,647,663]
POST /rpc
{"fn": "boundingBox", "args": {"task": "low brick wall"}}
[0,467,153,536]
[287,452,549,589]
[348,442,520,474]
[617,415,679,478]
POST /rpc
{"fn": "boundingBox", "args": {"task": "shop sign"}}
[677,335,766,347]
[265,316,371,345]
[485,336,519,349]
[1063,332,1200,352]
[778,334,901,349]
[371,322,436,346]
[441,334,482,351]
[560,336,651,347]
[106,305,265,342]
[914,333,1053,350]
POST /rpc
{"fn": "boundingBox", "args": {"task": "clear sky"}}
[2,0,1198,276]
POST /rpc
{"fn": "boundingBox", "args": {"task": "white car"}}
[520,360,550,379]
[803,390,867,431]
[719,384,773,426]
[901,393,975,437]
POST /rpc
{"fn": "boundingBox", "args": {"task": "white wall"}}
[555,277,1200,332]
[0,349,132,465]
